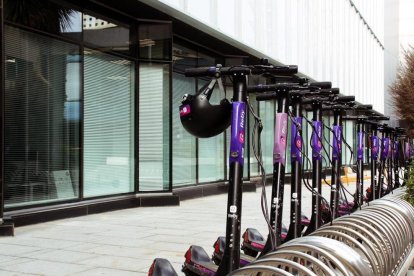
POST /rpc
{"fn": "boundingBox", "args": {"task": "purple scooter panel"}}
[274,113,288,166]
[381,138,390,160]
[357,131,364,161]
[372,136,380,160]
[312,121,322,161]
[291,117,303,163]
[332,125,342,161]
[229,102,246,166]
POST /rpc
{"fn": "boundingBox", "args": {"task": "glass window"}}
[343,120,355,165]
[4,25,81,207]
[249,96,260,177]
[172,73,197,186]
[84,50,135,197]
[4,0,82,40]
[83,13,131,57]
[259,101,275,174]
[172,44,197,187]
[139,63,170,191]
[139,23,171,60]
[322,115,331,168]
[198,81,225,182]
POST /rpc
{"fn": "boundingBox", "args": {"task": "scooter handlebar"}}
[256,92,279,101]
[308,81,331,89]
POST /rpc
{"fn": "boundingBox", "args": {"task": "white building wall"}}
[399,0,414,54]
[158,0,385,112]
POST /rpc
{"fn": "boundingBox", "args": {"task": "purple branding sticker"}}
[394,141,399,160]
[274,113,288,166]
[332,125,342,161]
[291,117,302,163]
[381,138,390,160]
[179,104,191,117]
[371,136,379,160]
[312,121,322,161]
[357,131,364,161]
[229,102,246,166]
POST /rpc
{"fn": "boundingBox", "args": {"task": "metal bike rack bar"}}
[230,188,414,276]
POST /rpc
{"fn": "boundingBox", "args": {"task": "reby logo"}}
[372,139,378,153]
[239,131,245,143]
[295,138,302,149]
[240,110,245,128]
[180,105,191,117]
[282,120,287,135]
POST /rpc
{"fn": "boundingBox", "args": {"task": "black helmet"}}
[179,79,231,138]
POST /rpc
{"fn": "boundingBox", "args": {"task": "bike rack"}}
[229,187,414,276]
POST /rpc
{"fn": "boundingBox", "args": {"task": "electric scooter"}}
[191,80,338,271]
[180,63,299,276]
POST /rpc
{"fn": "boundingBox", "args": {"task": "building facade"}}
[0,0,386,226]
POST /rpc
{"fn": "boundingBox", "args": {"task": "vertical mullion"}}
[168,62,173,191]
[79,9,85,200]
[195,76,199,185]
[0,0,4,217]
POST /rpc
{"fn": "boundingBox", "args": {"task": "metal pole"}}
[286,96,303,241]
[305,101,323,233]
[370,125,378,200]
[356,120,364,207]
[217,74,247,276]
[262,90,288,254]
[330,109,342,219]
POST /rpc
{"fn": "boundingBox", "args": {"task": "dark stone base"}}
[7,194,179,227]
[174,180,257,201]
[0,218,14,236]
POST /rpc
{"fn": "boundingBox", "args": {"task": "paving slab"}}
[0,181,359,275]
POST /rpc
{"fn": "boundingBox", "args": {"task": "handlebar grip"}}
[256,92,278,101]
[335,95,355,103]
[267,65,298,75]
[252,65,298,75]
[247,84,276,93]
[370,116,390,121]
[343,115,368,120]
[301,97,326,105]
[355,104,372,110]
[309,82,331,89]
[247,83,296,93]
[331,88,340,94]
[185,67,217,77]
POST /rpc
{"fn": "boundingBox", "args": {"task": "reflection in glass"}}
[139,23,171,60]
[84,50,135,198]
[4,26,81,207]
[172,44,197,73]
[4,0,82,40]
[83,14,131,56]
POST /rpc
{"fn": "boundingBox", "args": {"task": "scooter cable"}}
[248,100,277,250]
[322,123,355,209]
[288,112,333,222]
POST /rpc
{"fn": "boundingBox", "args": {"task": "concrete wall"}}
[155,0,385,112]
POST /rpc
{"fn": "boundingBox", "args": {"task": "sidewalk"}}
[0,183,355,275]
